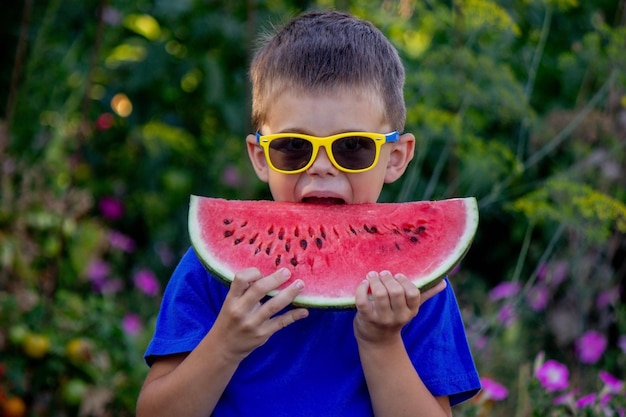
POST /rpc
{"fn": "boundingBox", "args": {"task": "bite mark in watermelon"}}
[189,196,479,308]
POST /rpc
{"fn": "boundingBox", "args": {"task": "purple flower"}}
[221,164,242,187]
[497,303,517,328]
[109,230,136,253]
[576,393,597,408]
[122,313,142,336]
[596,287,620,309]
[133,269,160,296]
[99,196,124,220]
[100,277,124,294]
[535,360,569,392]
[619,335,626,353]
[599,371,624,393]
[576,330,607,364]
[480,377,508,401]
[86,259,110,282]
[553,391,576,406]
[549,261,568,287]
[489,281,521,301]
[526,284,549,311]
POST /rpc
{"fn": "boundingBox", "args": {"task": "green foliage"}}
[1,0,625,415]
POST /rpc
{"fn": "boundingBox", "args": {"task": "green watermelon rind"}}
[189,196,479,309]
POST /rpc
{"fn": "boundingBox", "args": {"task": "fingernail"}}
[295,279,304,289]
[367,271,377,279]
[281,268,291,277]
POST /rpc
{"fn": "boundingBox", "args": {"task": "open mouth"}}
[301,197,346,205]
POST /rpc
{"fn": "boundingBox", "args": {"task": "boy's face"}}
[247,89,414,204]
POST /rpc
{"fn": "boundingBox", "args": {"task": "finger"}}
[241,268,292,302]
[258,278,305,318]
[266,307,309,333]
[379,271,407,311]
[354,279,372,313]
[229,267,264,297]
[395,274,421,311]
[367,271,392,310]
[419,280,447,305]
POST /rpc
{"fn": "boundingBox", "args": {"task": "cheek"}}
[267,172,300,202]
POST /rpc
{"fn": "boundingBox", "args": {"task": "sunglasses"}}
[255,131,399,174]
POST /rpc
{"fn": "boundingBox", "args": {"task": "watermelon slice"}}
[189,196,478,308]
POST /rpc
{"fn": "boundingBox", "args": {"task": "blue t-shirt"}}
[145,248,481,416]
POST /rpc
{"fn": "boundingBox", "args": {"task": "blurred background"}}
[0,0,624,416]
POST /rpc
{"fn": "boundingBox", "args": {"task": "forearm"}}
[136,331,240,417]
[357,336,451,417]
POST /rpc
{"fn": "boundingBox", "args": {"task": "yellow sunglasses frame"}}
[255,131,399,174]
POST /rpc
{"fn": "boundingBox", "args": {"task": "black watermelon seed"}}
[234,237,243,245]
[249,233,258,244]
[291,257,298,266]
[267,226,274,235]
[223,219,232,225]
[240,221,248,227]
[417,226,426,233]
[410,236,418,243]
[320,227,326,239]
[315,237,323,249]
[349,226,357,235]
[265,244,272,255]
[278,228,285,240]
[275,255,281,266]
[300,239,308,250]
[294,227,300,237]
[285,242,290,252]
[224,231,233,237]
[254,247,261,255]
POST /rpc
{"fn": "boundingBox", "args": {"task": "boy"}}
[137,10,481,417]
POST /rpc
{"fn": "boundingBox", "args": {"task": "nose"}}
[306,146,339,176]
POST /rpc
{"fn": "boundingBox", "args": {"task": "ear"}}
[384,132,415,183]
[246,134,270,183]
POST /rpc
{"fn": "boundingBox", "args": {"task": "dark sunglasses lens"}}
[332,136,377,170]
[268,138,313,171]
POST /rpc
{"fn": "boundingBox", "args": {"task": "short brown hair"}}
[249,10,406,132]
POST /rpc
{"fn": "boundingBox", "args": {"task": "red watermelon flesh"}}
[189,196,478,307]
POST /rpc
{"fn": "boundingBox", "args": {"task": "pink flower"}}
[576,393,597,408]
[109,230,136,253]
[489,281,521,301]
[122,313,142,335]
[480,377,508,401]
[599,371,624,393]
[133,269,160,296]
[535,360,569,392]
[99,196,124,220]
[576,330,607,364]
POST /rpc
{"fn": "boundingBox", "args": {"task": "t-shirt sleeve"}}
[144,248,228,366]
[403,279,481,406]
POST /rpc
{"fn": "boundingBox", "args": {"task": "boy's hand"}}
[353,271,446,344]
[212,267,309,362]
